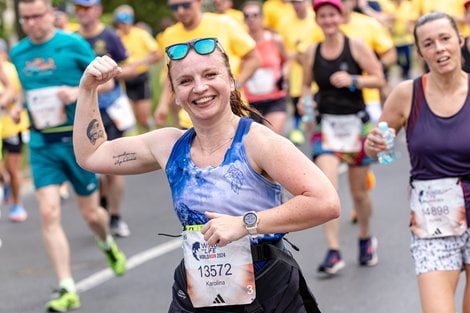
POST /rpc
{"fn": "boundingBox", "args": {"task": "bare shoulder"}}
[388,79,414,105]
[349,37,368,51]
[349,37,375,60]
[244,122,298,172]
[245,122,288,148]
[142,127,185,164]
[382,79,414,126]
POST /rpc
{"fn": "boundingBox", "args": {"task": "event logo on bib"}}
[191,241,226,261]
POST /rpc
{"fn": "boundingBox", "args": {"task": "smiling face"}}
[315,4,343,36]
[168,49,234,122]
[415,17,462,74]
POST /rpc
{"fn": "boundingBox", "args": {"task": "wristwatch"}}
[243,211,259,236]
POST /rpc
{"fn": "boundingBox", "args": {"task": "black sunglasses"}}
[165,38,223,61]
[243,12,260,19]
[169,1,192,12]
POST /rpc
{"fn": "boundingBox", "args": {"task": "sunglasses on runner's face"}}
[169,1,192,11]
[243,12,260,19]
[165,38,222,61]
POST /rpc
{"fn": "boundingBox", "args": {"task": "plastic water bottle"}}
[302,96,314,123]
[377,121,396,164]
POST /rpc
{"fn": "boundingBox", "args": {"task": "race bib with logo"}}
[321,114,362,153]
[246,68,276,95]
[182,226,256,308]
[26,87,66,129]
[410,178,468,238]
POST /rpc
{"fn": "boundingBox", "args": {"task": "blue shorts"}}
[29,142,98,196]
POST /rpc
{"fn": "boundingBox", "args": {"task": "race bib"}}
[410,178,468,238]
[106,95,136,131]
[26,87,66,129]
[246,68,276,95]
[182,227,256,308]
[321,114,362,152]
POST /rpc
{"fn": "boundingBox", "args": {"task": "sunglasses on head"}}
[169,1,192,11]
[165,38,223,61]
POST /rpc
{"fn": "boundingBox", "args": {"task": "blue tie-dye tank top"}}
[166,118,283,242]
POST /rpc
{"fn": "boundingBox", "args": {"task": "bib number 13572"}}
[182,229,256,308]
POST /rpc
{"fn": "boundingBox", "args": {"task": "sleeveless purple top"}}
[408,76,470,224]
[407,75,470,179]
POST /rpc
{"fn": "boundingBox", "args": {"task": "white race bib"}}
[410,178,468,238]
[106,95,136,131]
[246,68,276,95]
[26,87,66,129]
[321,114,362,153]
[182,228,256,308]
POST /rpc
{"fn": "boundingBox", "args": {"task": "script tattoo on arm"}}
[86,119,104,145]
[113,152,137,166]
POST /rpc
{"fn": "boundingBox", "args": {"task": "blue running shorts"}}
[29,142,98,196]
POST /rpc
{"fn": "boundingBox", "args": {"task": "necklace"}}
[197,136,234,155]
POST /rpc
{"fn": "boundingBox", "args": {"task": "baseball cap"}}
[73,0,101,7]
[312,0,343,12]
[113,5,135,24]
[114,12,134,24]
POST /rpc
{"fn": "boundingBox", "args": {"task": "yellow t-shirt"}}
[377,0,395,14]
[411,0,464,16]
[277,9,319,97]
[412,0,466,34]
[262,0,296,32]
[118,26,159,74]
[0,61,30,139]
[391,1,418,47]
[65,22,81,33]
[157,13,256,128]
[226,8,245,26]
[311,12,394,104]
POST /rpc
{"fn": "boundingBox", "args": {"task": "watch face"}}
[244,212,257,226]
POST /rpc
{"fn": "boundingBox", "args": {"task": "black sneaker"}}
[359,237,378,266]
[110,218,130,238]
[317,249,345,275]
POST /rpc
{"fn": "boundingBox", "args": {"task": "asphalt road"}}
[0,133,466,313]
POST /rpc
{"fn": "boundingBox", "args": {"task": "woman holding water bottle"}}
[300,0,384,275]
[365,12,470,313]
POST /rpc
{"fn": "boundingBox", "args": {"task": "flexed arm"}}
[73,56,169,175]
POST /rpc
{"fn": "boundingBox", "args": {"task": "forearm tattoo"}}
[86,119,104,145]
[113,152,137,166]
